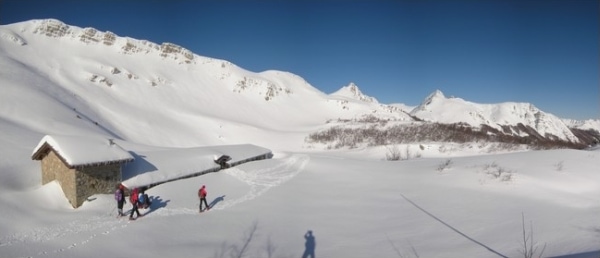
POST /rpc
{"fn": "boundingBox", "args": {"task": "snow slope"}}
[0,19,599,258]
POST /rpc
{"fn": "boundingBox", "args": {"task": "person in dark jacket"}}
[198,185,210,212]
[138,188,151,209]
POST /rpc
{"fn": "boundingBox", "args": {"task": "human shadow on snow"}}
[209,195,226,209]
[302,230,316,258]
[142,195,169,216]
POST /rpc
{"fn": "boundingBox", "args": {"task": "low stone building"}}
[32,135,134,208]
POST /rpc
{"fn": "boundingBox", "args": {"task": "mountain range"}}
[1,19,599,151]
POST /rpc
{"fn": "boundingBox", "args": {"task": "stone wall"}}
[76,164,121,207]
[41,150,77,206]
[41,149,122,208]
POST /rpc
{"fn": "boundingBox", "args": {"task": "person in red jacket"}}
[129,187,142,220]
[198,185,210,212]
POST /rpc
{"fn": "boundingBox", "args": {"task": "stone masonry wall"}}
[41,150,77,207]
[76,164,121,207]
[41,150,123,208]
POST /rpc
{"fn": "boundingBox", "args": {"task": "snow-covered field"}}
[0,19,599,258]
[2,146,600,258]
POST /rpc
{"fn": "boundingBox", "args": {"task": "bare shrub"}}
[386,145,402,161]
[437,159,453,172]
[385,145,421,161]
[231,221,258,258]
[519,213,546,258]
[306,121,587,150]
[263,236,277,258]
[483,162,514,182]
[386,235,420,258]
[213,221,260,258]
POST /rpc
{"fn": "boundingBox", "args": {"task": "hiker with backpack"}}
[129,187,143,220]
[198,185,210,213]
[138,188,151,209]
[114,183,126,217]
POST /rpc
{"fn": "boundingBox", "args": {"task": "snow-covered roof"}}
[31,135,134,167]
[121,143,272,188]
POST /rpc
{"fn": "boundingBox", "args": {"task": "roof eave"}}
[31,142,51,160]
[70,158,134,169]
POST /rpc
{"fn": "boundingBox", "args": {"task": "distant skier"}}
[198,185,210,212]
[129,187,143,220]
[114,183,126,217]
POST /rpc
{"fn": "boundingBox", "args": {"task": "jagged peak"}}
[426,89,446,101]
[331,82,378,103]
[414,89,446,110]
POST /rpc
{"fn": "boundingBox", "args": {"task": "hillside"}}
[1,19,598,155]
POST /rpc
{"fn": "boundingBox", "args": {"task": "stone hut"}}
[31,135,134,208]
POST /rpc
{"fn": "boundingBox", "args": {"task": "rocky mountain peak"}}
[332,82,378,103]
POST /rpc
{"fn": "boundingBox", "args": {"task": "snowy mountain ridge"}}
[0,19,598,149]
[410,90,583,143]
[26,19,195,61]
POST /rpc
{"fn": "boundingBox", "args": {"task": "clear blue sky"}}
[1,0,598,120]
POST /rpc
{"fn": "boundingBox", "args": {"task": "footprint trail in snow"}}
[217,154,309,210]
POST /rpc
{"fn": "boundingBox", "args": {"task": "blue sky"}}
[1,0,598,120]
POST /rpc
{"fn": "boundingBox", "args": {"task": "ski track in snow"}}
[219,154,309,209]
[148,154,310,216]
[0,155,308,257]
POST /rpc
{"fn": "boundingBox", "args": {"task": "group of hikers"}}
[114,184,152,220]
[113,182,315,256]
[114,183,210,220]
